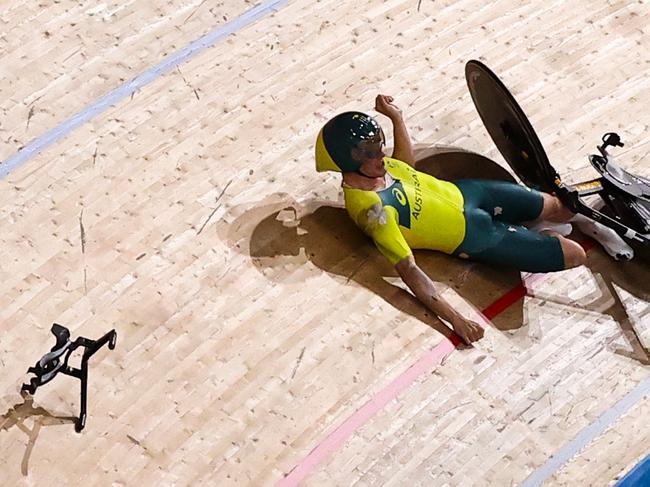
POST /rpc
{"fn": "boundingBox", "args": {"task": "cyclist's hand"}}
[451,317,485,344]
[375,94,402,120]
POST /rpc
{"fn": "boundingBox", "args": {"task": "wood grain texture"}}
[1,0,649,485]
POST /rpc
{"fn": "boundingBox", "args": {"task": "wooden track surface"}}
[1,1,649,485]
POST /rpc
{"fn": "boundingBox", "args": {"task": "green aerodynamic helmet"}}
[315,111,384,173]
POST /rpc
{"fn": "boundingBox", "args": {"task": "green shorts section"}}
[453,179,565,272]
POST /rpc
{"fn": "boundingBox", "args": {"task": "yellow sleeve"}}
[358,204,413,265]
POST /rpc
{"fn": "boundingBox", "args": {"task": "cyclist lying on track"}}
[315,95,630,344]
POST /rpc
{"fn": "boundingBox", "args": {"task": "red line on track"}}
[277,239,598,486]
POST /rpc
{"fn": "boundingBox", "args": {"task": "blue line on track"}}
[520,377,650,487]
[1,0,288,179]
[615,453,650,487]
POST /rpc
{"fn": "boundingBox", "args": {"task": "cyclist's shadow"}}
[255,202,522,334]
[223,146,650,360]
[223,147,525,340]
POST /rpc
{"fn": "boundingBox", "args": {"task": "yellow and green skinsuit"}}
[343,157,466,265]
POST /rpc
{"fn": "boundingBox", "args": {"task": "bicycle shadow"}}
[578,247,650,364]
[1,391,76,476]
[417,145,650,362]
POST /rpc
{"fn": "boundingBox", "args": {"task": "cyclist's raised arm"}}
[375,95,415,166]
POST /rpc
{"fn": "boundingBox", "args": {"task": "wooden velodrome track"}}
[1,0,649,485]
